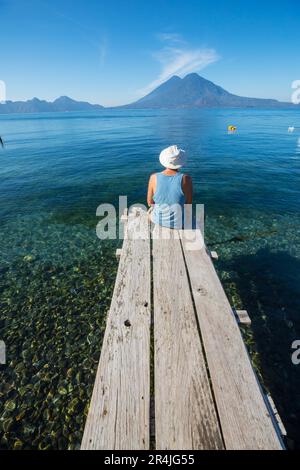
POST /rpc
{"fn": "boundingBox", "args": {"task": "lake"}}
[0,108,300,449]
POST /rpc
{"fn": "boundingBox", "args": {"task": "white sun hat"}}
[159,145,187,170]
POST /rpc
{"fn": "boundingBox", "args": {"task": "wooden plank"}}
[180,229,283,450]
[266,395,287,437]
[0,340,5,364]
[152,225,224,450]
[81,210,151,450]
[235,309,252,326]
[210,251,219,261]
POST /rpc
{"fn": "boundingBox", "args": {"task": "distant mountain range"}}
[124,73,298,109]
[0,74,298,114]
[0,96,103,114]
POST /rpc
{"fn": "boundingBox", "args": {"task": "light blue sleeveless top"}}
[152,172,185,229]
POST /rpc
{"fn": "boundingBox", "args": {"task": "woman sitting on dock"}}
[147,145,193,229]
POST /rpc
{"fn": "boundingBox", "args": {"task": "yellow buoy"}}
[228,125,237,132]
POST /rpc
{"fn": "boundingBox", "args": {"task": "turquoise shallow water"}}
[0,108,300,449]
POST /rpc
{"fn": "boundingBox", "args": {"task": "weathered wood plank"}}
[235,309,252,326]
[210,251,219,261]
[266,394,287,437]
[180,229,283,450]
[152,225,224,450]
[81,210,151,450]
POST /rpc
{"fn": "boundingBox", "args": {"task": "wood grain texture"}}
[180,229,283,450]
[235,309,252,326]
[152,225,224,450]
[81,211,151,450]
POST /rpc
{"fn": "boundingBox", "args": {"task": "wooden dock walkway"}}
[81,208,285,450]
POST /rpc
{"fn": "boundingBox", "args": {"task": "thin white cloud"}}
[99,36,108,65]
[38,0,108,65]
[156,33,185,45]
[138,35,219,97]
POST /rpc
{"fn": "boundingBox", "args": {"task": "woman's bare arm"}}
[182,174,193,204]
[147,174,156,206]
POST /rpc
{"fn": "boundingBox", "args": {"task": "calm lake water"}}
[0,109,300,449]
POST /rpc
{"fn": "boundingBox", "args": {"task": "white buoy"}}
[288,127,295,133]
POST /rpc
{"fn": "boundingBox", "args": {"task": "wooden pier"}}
[81,208,285,450]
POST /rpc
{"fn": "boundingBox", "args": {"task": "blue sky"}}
[0,0,299,106]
